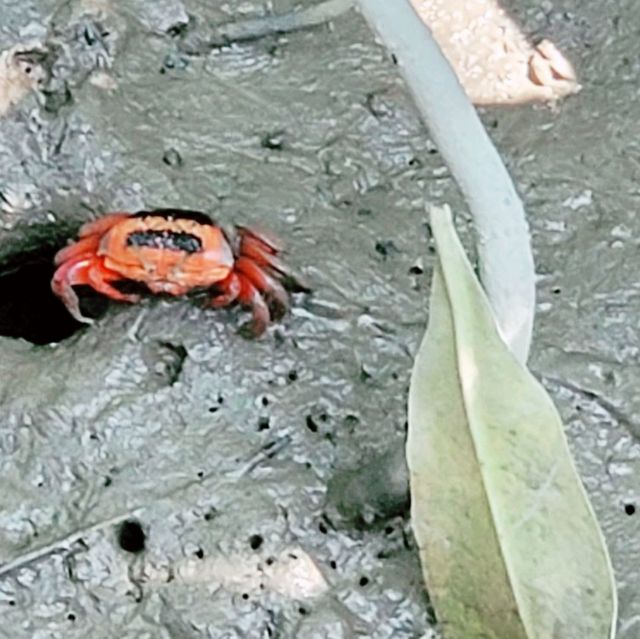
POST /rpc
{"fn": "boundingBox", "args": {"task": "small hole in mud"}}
[117,519,146,553]
[624,503,635,516]
[194,547,205,559]
[8,600,15,606]
[305,415,318,433]
[203,507,218,521]
[298,607,308,615]
[67,613,76,622]
[209,394,225,412]
[0,244,107,344]
[318,521,328,534]
[162,147,183,167]
[258,416,271,431]
[249,534,263,550]
[260,130,287,150]
[242,593,250,600]
[344,414,359,429]
[359,576,369,587]
[287,369,298,382]
[329,560,337,570]
[374,240,398,258]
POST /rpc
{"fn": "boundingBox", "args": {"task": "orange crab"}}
[51,209,305,335]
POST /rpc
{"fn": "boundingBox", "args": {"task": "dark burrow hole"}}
[249,534,263,550]
[624,503,635,516]
[305,415,319,433]
[0,244,108,344]
[203,506,218,521]
[117,519,146,553]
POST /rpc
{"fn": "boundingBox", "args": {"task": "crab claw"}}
[51,259,95,324]
[51,255,140,324]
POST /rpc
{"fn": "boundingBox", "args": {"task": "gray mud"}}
[0,1,638,637]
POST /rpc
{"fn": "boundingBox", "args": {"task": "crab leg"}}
[78,212,130,238]
[51,258,96,323]
[86,262,141,305]
[236,275,270,336]
[51,257,139,323]
[239,234,290,275]
[54,235,101,266]
[209,272,242,308]
[237,225,282,253]
[235,257,288,318]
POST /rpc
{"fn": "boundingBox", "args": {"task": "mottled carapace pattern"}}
[125,230,203,254]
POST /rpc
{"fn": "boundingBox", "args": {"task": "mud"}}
[0,1,638,638]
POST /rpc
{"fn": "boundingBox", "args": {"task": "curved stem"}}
[356,0,536,364]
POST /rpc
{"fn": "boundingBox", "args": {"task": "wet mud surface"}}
[0,1,638,637]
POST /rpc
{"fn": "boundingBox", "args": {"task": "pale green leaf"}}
[407,205,617,639]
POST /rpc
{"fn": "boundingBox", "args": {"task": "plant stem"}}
[356,0,536,363]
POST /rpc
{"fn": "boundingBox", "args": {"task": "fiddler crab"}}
[51,209,307,335]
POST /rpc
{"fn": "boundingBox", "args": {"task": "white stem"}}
[355,0,535,363]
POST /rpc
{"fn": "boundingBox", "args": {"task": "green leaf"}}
[407,205,617,639]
